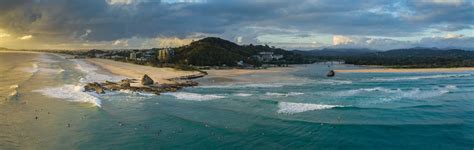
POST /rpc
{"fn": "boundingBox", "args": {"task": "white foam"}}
[39,68,65,74]
[34,84,102,107]
[119,89,155,96]
[9,90,18,97]
[164,92,225,101]
[330,87,399,97]
[9,85,18,89]
[371,74,472,82]
[23,63,39,73]
[322,85,457,103]
[234,93,253,97]
[73,60,124,83]
[316,79,353,85]
[399,85,457,100]
[277,102,342,114]
[37,54,60,63]
[266,92,304,97]
[199,83,284,89]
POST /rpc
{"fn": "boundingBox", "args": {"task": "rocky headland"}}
[84,72,205,95]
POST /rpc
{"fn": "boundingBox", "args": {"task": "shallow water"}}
[0,52,473,149]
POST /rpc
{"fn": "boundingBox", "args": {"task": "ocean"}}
[0,51,473,149]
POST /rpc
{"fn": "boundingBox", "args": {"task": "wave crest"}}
[266,92,304,97]
[34,84,102,107]
[370,74,472,82]
[164,92,225,101]
[278,102,342,114]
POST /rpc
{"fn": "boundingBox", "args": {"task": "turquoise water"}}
[1,52,473,149]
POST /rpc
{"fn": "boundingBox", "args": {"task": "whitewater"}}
[1,51,473,149]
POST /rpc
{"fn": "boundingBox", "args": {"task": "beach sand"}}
[203,66,302,83]
[336,67,474,73]
[86,58,301,85]
[85,58,201,84]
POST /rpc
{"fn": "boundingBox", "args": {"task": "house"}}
[258,51,283,62]
[129,52,137,60]
[157,48,175,63]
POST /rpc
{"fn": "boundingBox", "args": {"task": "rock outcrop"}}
[326,70,335,77]
[84,82,105,94]
[141,74,154,85]
[83,75,200,95]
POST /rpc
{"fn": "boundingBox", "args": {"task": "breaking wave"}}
[315,79,353,85]
[37,54,60,63]
[23,63,39,73]
[164,92,225,101]
[324,85,457,103]
[234,93,253,97]
[370,74,473,82]
[119,89,156,96]
[329,87,400,97]
[34,84,102,107]
[199,83,286,89]
[277,102,343,114]
[74,60,124,83]
[266,92,304,97]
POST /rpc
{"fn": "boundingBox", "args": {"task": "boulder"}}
[84,82,106,94]
[95,87,105,94]
[118,79,131,88]
[141,74,154,85]
[326,70,335,77]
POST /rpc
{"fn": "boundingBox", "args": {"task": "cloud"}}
[330,34,474,50]
[106,0,136,5]
[332,35,412,50]
[79,29,92,40]
[420,0,465,6]
[418,34,474,48]
[113,39,129,46]
[0,0,472,49]
[18,35,33,40]
[0,32,10,38]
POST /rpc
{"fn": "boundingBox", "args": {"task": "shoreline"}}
[336,67,474,73]
[82,58,298,94]
[85,58,202,84]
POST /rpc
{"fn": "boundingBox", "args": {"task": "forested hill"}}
[173,37,308,66]
[331,48,474,68]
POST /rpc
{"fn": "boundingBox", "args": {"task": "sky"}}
[0,0,473,50]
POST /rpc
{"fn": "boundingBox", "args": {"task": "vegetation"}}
[299,48,474,68]
[173,37,311,66]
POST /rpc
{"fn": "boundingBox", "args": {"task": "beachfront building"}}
[129,52,137,60]
[257,52,283,62]
[157,48,175,63]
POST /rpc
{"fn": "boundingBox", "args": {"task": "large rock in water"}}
[141,74,154,85]
[326,70,335,77]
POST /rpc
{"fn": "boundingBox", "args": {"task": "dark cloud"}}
[0,0,472,48]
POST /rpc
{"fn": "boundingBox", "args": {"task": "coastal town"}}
[64,38,300,95]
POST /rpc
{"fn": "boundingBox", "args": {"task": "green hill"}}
[324,48,474,68]
[173,37,308,66]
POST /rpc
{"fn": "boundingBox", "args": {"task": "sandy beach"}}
[85,58,201,84]
[336,67,474,73]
